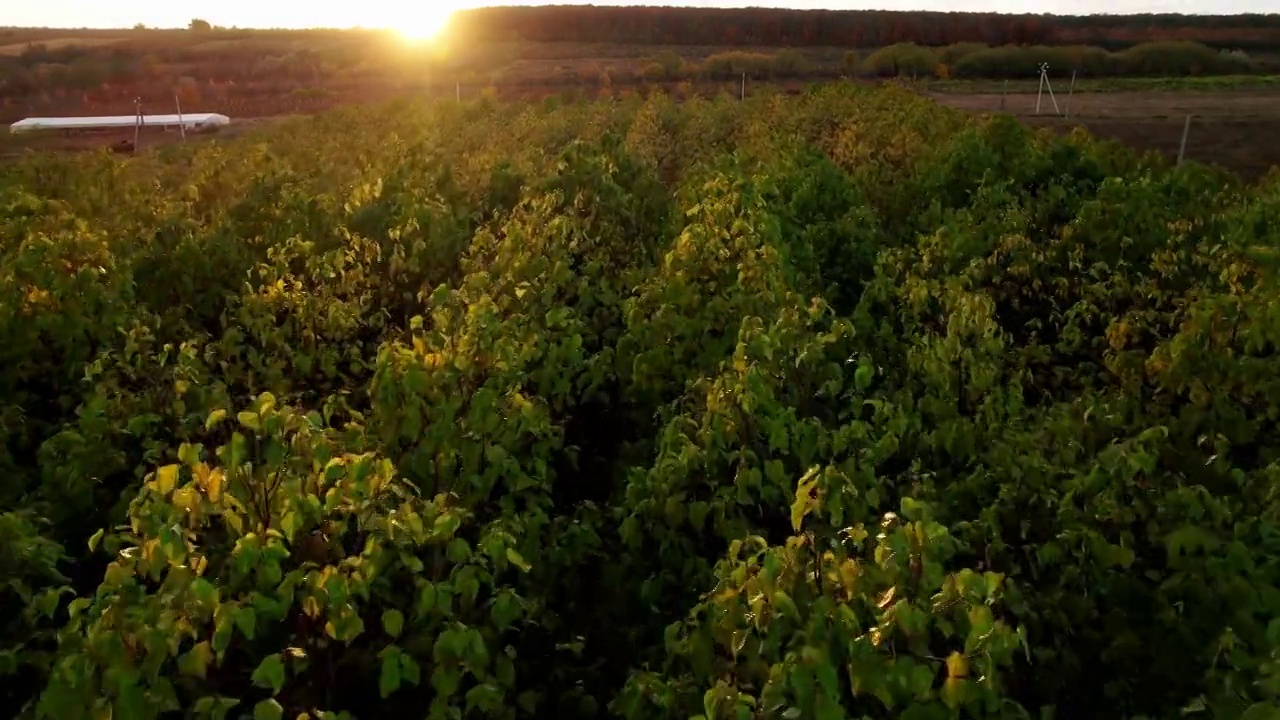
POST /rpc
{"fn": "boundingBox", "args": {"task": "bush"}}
[699,50,777,78]
[1116,41,1255,76]
[938,41,989,65]
[953,44,1113,78]
[862,43,939,78]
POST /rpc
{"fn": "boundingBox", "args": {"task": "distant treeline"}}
[449,6,1280,52]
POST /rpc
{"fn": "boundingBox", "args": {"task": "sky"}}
[2,0,1274,32]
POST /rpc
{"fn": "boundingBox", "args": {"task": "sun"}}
[395,7,454,43]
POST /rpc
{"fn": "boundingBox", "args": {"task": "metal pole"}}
[456,82,461,102]
[175,94,186,141]
[1066,70,1077,119]
[1178,115,1192,166]
[133,97,141,154]
[1035,70,1044,115]
[1044,73,1062,116]
[740,72,745,101]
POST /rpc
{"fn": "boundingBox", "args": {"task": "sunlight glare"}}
[395,6,454,43]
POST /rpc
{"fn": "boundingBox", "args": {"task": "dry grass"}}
[0,36,125,55]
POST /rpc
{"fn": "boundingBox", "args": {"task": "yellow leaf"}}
[945,651,969,679]
[207,468,224,503]
[172,487,198,513]
[942,676,966,709]
[205,408,227,430]
[142,538,160,564]
[181,641,213,678]
[155,464,180,495]
[104,562,129,587]
[224,511,244,534]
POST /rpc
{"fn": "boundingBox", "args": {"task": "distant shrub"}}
[652,49,685,77]
[1116,41,1255,76]
[947,41,1255,79]
[771,48,810,77]
[938,42,989,65]
[699,51,776,78]
[861,43,938,78]
[639,62,668,81]
[953,45,1112,78]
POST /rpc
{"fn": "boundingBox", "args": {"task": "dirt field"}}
[932,89,1280,181]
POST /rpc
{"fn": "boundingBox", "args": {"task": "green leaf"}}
[190,578,219,607]
[773,591,799,619]
[768,423,790,453]
[87,528,105,552]
[417,583,437,616]
[380,651,402,698]
[280,512,301,541]
[855,360,874,391]
[228,432,248,468]
[400,654,422,686]
[1166,525,1217,558]
[251,654,286,695]
[116,683,146,720]
[264,439,286,467]
[704,687,720,719]
[177,641,213,679]
[492,590,522,629]
[254,699,284,720]
[506,548,531,572]
[382,609,405,638]
[688,501,710,530]
[235,606,257,640]
[238,411,261,431]
[447,538,471,563]
[212,614,234,655]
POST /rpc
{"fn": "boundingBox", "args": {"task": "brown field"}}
[0,36,125,55]
[932,89,1280,181]
[1,23,1278,180]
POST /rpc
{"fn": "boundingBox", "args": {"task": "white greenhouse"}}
[9,113,231,134]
